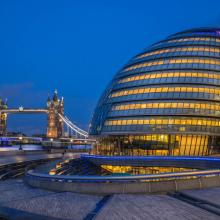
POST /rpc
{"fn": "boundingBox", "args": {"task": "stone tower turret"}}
[46,90,64,138]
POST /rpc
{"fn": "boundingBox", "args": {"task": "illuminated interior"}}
[124,58,220,72]
[101,165,197,175]
[118,71,220,84]
[110,86,220,98]
[92,135,211,156]
[136,46,220,59]
[105,118,220,127]
[112,101,220,111]
[167,36,220,43]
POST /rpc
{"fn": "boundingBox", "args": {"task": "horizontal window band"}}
[124,56,220,72]
[117,67,220,79]
[135,46,220,60]
[100,131,220,136]
[113,83,220,94]
[123,58,220,72]
[167,36,220,43]
[107,98,220,105]
[155,37,220,47]
[117,71,220,84]
[107,114,220,121]
[112,101,220,111]
[110,86,220,98]
[126,54,220,71]
[105,118,220,127]
[141,42,220,53]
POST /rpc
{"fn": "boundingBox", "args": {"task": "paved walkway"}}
[95,194,219,220]
[0,153,63,166]
[181,187,220,207]
[0,179,220,219]
[0,179,102,220]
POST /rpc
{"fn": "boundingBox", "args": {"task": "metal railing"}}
[82,155,220,169]
[25,156,220,193]
[26,168,220,183]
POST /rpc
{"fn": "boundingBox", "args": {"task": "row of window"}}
[117,71,220,84]
[152,37,220,48]
[105,118,220,127]
[98,134,206,143]
[112,102,220,111]
[110,86,220,98]
[168,37,220,43]
[136,46,220,60]
[124,58,220,72]
[103,124,220,136]
[109,108,220,118]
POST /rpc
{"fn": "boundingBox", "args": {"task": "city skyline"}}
[1,0,220,134]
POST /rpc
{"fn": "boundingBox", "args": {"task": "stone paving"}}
[181,187,220,206]
[0,179,220,219]
[0,179,54,204]
[96,194,219,220]
[5,192,102,220]
[0,179,102,220]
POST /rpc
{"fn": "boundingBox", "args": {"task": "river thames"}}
[0,145,92,151]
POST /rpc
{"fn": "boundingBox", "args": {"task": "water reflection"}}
[0,145,43,151]
[67,145,92,150]
[0,144,92,151]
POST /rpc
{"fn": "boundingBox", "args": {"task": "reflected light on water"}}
[0,145,43,151]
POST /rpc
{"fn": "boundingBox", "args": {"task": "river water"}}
[0,144,92,151]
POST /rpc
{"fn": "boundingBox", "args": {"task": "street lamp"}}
[85,140,87,151]
[70,139,73,148]
[49,138,53,153]
[19,136,23,150]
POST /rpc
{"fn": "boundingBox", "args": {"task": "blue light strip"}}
[0,137,15,141]
[82,155,220,162]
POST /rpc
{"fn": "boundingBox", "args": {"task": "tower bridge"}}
[0,91,88,139]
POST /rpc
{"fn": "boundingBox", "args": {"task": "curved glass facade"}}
[89,27,220,156]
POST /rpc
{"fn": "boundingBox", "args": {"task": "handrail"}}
[26,169,220,182]
[0,109,48,114]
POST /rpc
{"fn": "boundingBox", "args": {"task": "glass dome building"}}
[89,28,220,156]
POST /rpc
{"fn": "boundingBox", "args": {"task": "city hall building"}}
[89,28,220,156]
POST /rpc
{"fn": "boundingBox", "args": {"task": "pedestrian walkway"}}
[95,194,219,220]
[0,153,63,166]
[1,178,220,220]
[0,179,102,220]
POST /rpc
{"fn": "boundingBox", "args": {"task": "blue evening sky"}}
[0,0,220,134]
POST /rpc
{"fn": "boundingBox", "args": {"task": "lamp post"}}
[50,138,53,153]
[70,139,73,148]
[19,136,23,150]
[85,140,87,151]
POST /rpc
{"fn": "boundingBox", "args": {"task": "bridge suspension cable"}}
[63,115,88,136]
[58,114,89,138]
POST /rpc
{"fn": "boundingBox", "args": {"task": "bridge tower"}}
[0,99,7,136]
[46,90,64,139]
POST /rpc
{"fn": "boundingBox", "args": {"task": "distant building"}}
[0,98,7,136]
[47,90,64,138]
[90,28,220,156]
